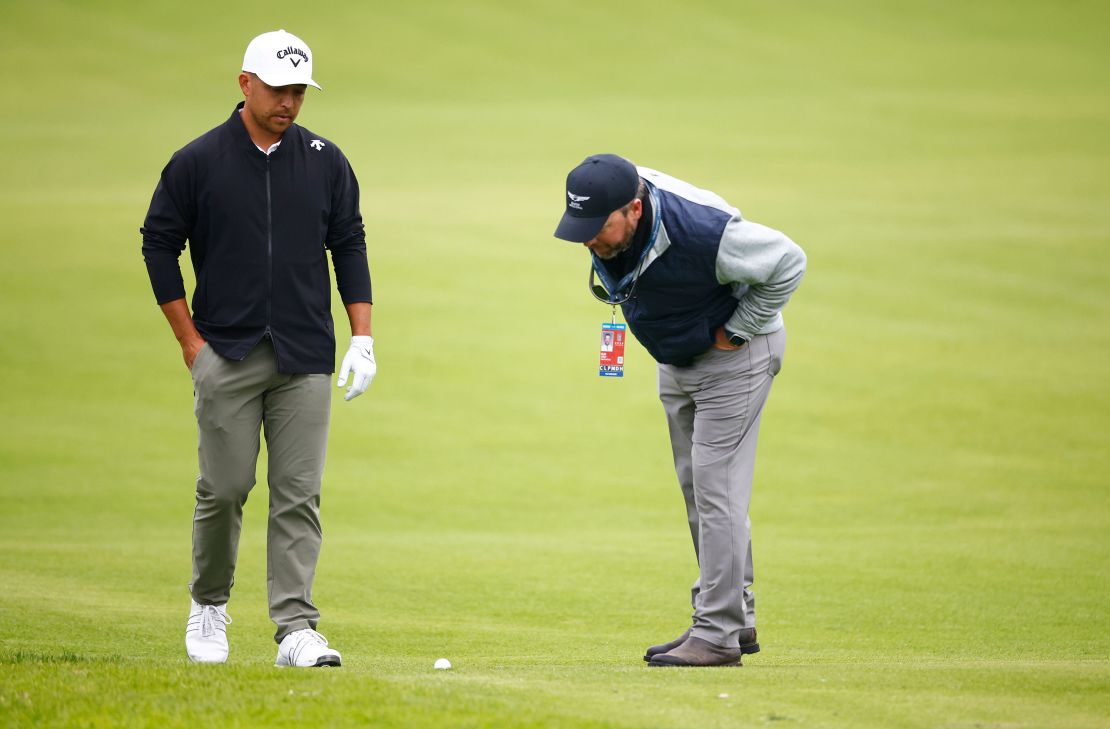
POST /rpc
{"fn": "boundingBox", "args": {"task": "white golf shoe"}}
[185,599,232,663]
[275,628,342,668]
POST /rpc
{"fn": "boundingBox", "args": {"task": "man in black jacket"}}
[141,29,374,668]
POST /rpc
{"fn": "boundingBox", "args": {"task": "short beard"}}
[594,227,636,260]
[247,106,288,136]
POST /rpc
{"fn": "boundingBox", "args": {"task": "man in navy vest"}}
[554,154,806,667]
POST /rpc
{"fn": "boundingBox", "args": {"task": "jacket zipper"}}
[265,155,273,339]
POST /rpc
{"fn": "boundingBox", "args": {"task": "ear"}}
[238,72,252,98]
[629,197,643,219]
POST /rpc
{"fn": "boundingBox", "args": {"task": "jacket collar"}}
[226,101,292,158]
[591,181,669,296]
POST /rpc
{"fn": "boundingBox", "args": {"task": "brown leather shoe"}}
[648,636,743,667]
[643,628,758,662]
[643,629,691,662]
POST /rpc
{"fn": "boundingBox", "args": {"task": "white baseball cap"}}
[242,29,322,90]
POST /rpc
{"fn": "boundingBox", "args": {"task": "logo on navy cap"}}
[567,191,591,210]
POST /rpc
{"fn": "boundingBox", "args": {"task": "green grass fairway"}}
[2,1,1109,726]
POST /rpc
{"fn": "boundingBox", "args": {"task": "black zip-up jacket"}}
[141,103,372,373]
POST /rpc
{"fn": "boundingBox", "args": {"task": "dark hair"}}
[619,179,647,214]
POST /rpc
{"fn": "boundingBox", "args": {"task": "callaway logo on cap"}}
[242,29,322,90]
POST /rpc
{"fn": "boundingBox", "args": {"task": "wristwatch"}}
[726,330,749,347]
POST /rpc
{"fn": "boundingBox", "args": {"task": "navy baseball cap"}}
[554,154,640,242]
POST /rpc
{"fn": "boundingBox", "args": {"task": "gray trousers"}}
[188,337,331,642]
[657,328,785,648]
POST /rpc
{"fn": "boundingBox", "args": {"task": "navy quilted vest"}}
[594,186,739,366]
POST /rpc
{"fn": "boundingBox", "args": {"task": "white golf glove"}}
[337,335,376,401]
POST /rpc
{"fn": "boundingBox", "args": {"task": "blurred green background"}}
[1,0,1108,726]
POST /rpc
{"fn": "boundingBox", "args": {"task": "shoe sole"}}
[275,654,342,668]
[642,641,759,663]
[648,658,742,668]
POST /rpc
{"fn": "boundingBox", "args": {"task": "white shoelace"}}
[287,629,329,664]
[198,605,232,638]
[291,629,328,646]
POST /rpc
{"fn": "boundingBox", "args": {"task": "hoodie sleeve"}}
[140,152,195,304]
[714,217,806,340]
[325,150,373,305]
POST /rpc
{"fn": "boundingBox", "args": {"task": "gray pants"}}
[188,337,331,642]
[658,328,785,649]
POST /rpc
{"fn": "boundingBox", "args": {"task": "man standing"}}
[141,30,376,667]
[554,154,805,667]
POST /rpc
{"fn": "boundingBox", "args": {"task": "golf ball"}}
[434,658,452,670]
